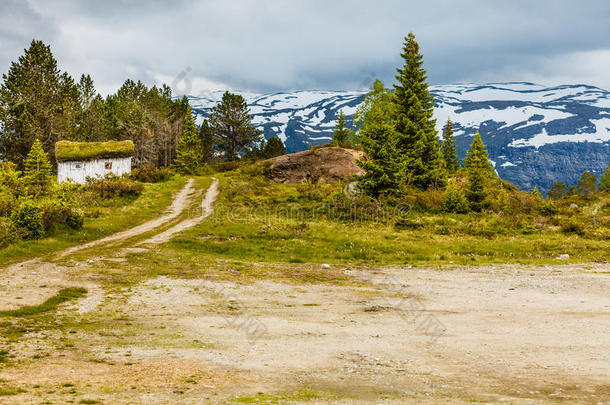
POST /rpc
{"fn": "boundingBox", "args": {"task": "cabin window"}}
[105,162,112,170]
[74,163,82,169]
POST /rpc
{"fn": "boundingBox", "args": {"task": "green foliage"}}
[199,119,216,163]
[263,136,286,158]
[443,182,469,213]
[464,131,494,175]
[0,287,87,317]
[173,108,203,174]
[65,208,84,230]
[393,33,445,189]
[332,110,355,147]
[23,139,52,193]
[548,181,568,199]
[531,186,543,201]
[85,174,144,198]
[0,40,79,167]
[600,162,610,191]
[39,200,71,231]
[466,168,488,212]
[55,140,135,161]
[441,119,460,172]
[576,170,598,196]
[209,91,263,161]
[11,200,44,239]
[130,165,174,182]
[0,218,24,248]
[354,79,400,196]
[539,199,559,216]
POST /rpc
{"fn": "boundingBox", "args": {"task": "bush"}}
[561,219,585,236]
[130,165,174,183]
[40,200,71,231]
[0,186,16,217]
[65,208,84,230]
[539,199,559,216]
[86,174,143,198]
[11,200,45,239]
[442,186,469,213]
[0,217,24,248]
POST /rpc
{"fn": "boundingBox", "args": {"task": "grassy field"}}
[141,170,609,271]
[0,175,186,266]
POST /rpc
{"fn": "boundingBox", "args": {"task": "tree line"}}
[0,40,285,173]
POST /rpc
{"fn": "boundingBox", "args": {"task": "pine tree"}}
[464,131,494,175]
[576,170,598,196]
[464,132,493,212]
[199,119,216,164]
[441,119,459,172]
[531,186,543,201]
[208,91,262,161]
[0,40,80,167]
[392,33,445,189]
[24,138,52,194]
[172,108,202,174]
[354,79,400,196]
[332,110,354,147]
[548,181,568,199]
[263,136,286,158]
[600,163,610,191]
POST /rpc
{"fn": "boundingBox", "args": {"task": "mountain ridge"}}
[187,82,610,191]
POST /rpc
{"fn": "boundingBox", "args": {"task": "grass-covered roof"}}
[55,140,135,162]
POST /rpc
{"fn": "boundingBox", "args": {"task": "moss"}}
[0,288,87,317]
[55,140,135,162]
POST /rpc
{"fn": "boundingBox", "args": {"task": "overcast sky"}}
[1,0,609,96]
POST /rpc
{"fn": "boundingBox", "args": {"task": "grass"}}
[231,389,334,404]
[55,140,135,161]
[0,386,26,396]
[0,175,186,266]
[0,288,87,317]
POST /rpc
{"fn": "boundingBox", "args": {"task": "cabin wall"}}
[57,157,132,184]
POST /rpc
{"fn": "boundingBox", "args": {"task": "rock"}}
[86,259,95,264]
[556,254,570,261]
[322,263,331,269]
[569,203,578,209]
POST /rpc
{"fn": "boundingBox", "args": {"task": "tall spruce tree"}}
[354,79,400,196]
[208,91,262,161]
[0,40,80,166]
[441,119,459,172]
[23,138,52,194]
[263,136,286,158]
[199,119,216,164]
[172,108,202,174]
[576,170,598,196]
[464,131,494,175]
[548,181,568,199]
[393,33,445,189]
[332,110,354,147]
[464,132,493,211]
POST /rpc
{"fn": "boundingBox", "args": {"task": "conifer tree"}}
[531,186,543,201]
[548,181,568,199]
[441,119,459,172]
[576,170,598,196]
[263,136,286,158]
[464,131,494,175]
[464,132,493,211]
[24,138,52,194]
[354,79,400,196]
[208,91,262,161]
[172,108,202,174]
[199,119,216,164]
[600,162,610,191]
[392,33,445,189]
[332,110,354,147]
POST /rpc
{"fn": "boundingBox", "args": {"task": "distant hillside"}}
[188,82,610,191]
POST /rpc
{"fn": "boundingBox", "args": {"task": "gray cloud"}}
[1,0,609,95]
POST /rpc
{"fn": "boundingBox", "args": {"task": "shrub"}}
[11,200,45,239]
[130,165,174,183]
[86,174,143,198]
[539,199,559,216]
[0,217,24,248]
[0,186,16,217]
[442,186,469,213]
[65,209,84,230]
[40,200,71,231]
[561,219,585,236]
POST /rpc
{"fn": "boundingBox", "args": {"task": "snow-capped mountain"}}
[188,82,610,191]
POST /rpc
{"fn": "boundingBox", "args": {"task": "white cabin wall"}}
[57,157,132,184]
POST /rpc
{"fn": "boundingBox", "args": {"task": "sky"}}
[1,0,609,96]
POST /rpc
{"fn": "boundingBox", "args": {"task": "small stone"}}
[556,254,570,261]
[569,203,578,209]
[321,263,330,269]
[86,259,95,264]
